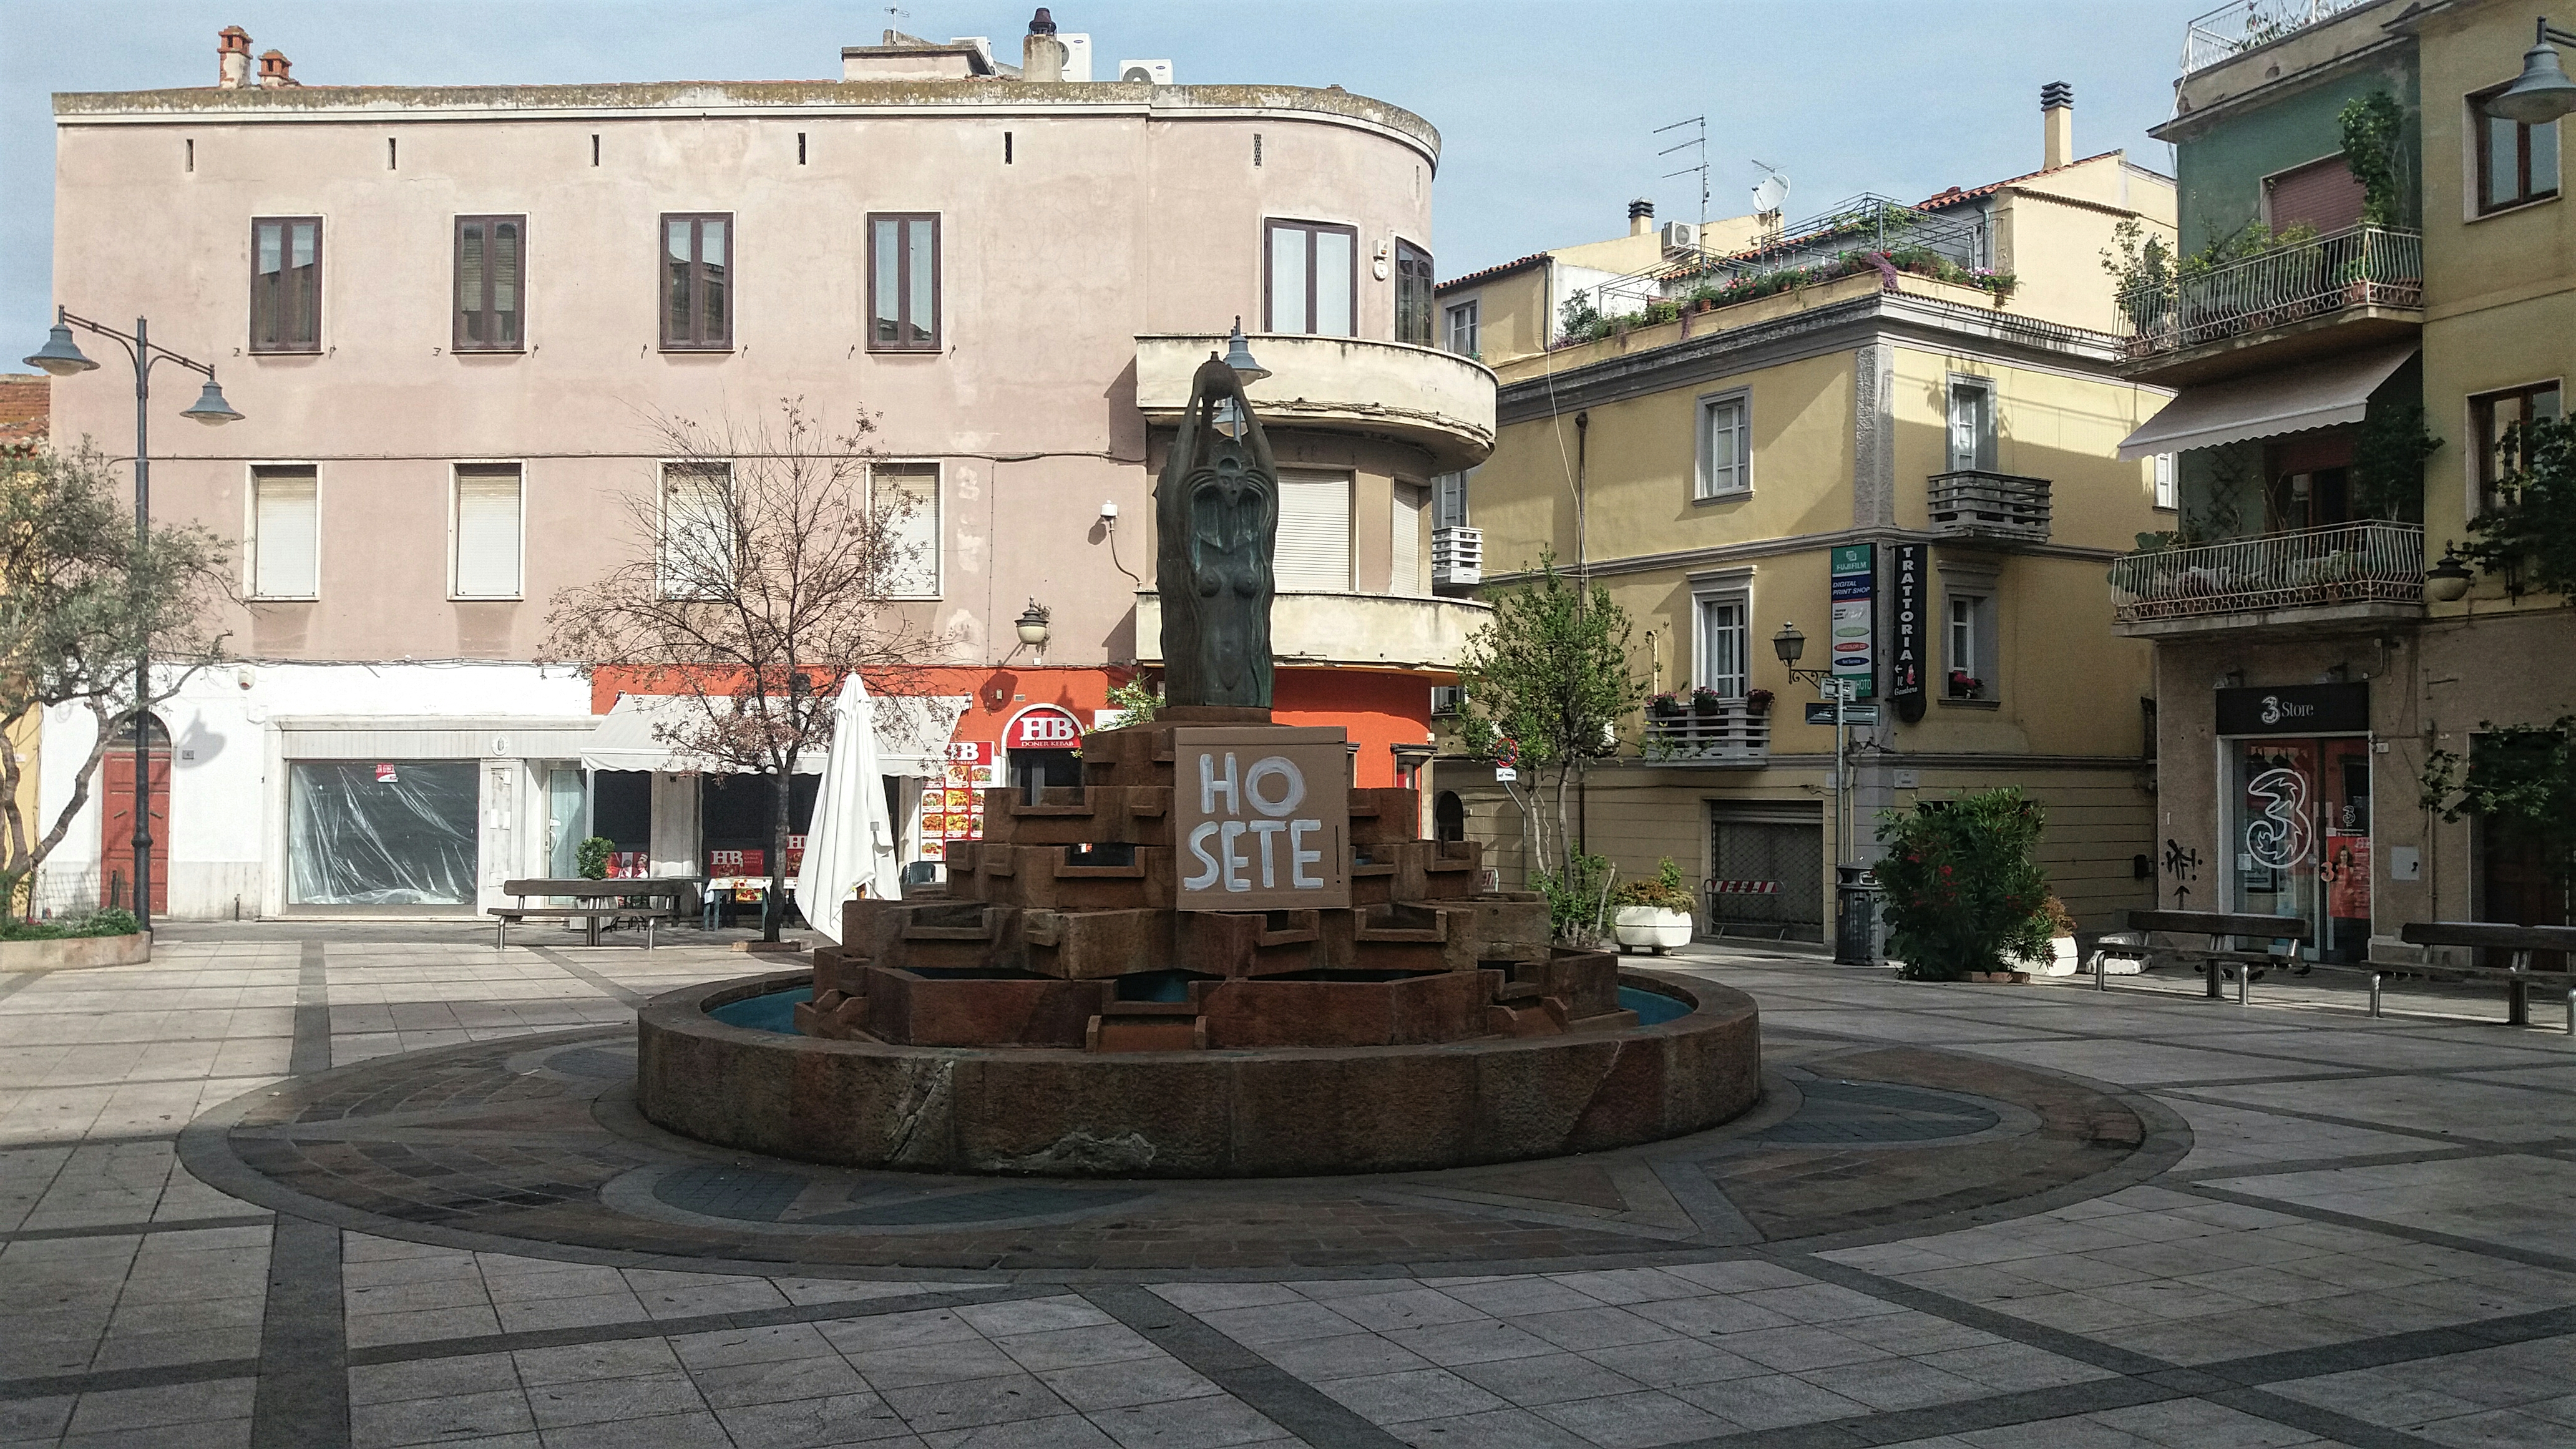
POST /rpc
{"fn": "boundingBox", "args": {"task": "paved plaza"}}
[2,927,2572,1449]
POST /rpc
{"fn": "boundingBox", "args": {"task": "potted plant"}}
[1873,788,2055,981]
[1946,671,1984,700]
[2039,895,2082,975]
[1690,685,1727,716]
[1648,690,1685,719]
[1745,687,1774,714]
[1611,857,1696,955]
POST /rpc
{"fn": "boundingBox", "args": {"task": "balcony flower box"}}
[1649,691,1685,719]
[1946,671,1985,700]
[1745,688,1774,715]
[1690,686,1727,717]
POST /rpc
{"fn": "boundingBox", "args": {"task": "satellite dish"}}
[1751,172,1790,214]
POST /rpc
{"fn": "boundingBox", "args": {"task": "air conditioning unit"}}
[1661,220,1699,253]
[1058,33,1092,82]
[1118,59,1174,84]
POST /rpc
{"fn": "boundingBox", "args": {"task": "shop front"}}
[2217,682,2373,962]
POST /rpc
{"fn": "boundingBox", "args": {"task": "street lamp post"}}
[1771,621,1860,867]
[24,309,242,932]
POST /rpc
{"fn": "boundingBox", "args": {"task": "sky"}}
[0,0,2215,339]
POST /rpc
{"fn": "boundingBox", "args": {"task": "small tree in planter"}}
[1611,857,1695,955]
[1873,788,2053,981]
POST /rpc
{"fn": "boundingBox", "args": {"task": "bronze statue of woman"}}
[1154,356,1279,709]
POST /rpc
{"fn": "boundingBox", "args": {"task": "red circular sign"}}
[1003,705,1085,749]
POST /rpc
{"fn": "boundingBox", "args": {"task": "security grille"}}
[1708,809,1823,942]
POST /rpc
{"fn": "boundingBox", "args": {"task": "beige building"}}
[1438,90,2180,944]
[37,17,1494,917]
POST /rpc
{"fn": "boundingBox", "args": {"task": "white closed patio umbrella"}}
[795,672,902,942]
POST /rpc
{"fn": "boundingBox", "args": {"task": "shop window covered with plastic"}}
[288,761,480,907]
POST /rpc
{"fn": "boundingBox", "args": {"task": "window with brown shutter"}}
[454,215,525,352]
[250,217,321,353]
[2264,155,2366,235]
[661,214,731,350]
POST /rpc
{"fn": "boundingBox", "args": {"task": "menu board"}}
[920,741,997,862]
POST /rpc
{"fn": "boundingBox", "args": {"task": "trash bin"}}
[1834,864,1885,966]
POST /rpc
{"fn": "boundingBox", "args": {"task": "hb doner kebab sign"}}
[1173,727,1350,911]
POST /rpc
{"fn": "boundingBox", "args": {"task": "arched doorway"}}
[100,713,172,915]
[1434,789,1465,844]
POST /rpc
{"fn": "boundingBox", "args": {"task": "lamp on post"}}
[2491,16,2576,124]
[1775,620,1861,867]
[24,306,243,933]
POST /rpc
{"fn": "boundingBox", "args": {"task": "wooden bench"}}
[489,907,653,950]
[2094,909,2313,1004]
[2398,922,2576,1034]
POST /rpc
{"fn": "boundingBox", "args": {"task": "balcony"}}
[1134,334,1497,473]
[1433,526,1483,588]
[2108,522,2424,637]
[1928,471,2051,545]
[2181,0,2374,75]
[2115,225,2421,387]
[1133,589,1494,673]
[1641,704,1770,766]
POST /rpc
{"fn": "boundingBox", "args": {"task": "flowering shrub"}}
[1873,788,2054,980]
[1613,857,1695,913]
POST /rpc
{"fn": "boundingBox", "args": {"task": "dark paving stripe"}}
[2208,1387,2449,1449]
[251,944,348,1449]
[1081,1284,1407,1449]
[2,1212,276,1242]
[290,939,331,1076]
[1778,1251,2174,1378]
[528,945,647,1006]
[0,972,41,1004]
[2167,1179,2576,1274]
[2200,1303,2576,1386]
[343,1282,1054,1366]
[0,1357,264,1402]
[2166,1145,2500,1182]
[2153,1087,2563,1150]
[1670,1375,2182,1448]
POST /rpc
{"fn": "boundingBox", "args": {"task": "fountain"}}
[635,356,1761,1176]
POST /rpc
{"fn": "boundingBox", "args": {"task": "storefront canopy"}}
[578,693,967,777]
[2117,344,2418,460]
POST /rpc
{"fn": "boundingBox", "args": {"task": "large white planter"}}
[2040,936,2081,976]
[1612,906,1693,955]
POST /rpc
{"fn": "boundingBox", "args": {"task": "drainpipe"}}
[1575,411,1590,858]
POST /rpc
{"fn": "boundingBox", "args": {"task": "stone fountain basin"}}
[636,971,1760,1178]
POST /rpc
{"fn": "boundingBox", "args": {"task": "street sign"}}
[1805,702,1881,726]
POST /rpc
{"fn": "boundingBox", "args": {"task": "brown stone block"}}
[1348,788,1422,846]
[1023,909,1174,980]
[1199,967,1491,1048]
[1518,945,1620,1021]
[983,787,1176,847]
[948,1053,1234,1174]
[1176,910,1325,977]
[1226,1051,1478,1175]
[1325,902,1475,974]
[1458,892,1552,962]
[1471,1034,1624,1158]
[1087,1014,1206,1052]
[1564,1035,1675,1151]
[810,946,871,998]
[1394,838,1480,900]
[975,844,1176,910]
[860,964,1101,1047]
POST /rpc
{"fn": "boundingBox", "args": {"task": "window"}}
[1273,469,1353,590]
[1395,239,1434,346]
[251,466,319,598]
[661,213,731,349]
[1697,391,1750,499]
[2472,382,2564,511]
[2153,453,2178,511]
[1433,471,1470,529]
[1947,378,1997,472]
[1445,300,1479,357]
[451,464,523,598]
[2475,86,2561,213]
[867,214,940,351]
[1940,572,1998,700]
[454,215,524,352]
[872,462,940,597]
[1265,219,1357,336]
[1390,482,1428,595]
[658,463,732,597]
[250,217,321,353]
[1697,594,1749,697]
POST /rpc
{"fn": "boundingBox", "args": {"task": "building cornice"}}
[1480,525,2123,587]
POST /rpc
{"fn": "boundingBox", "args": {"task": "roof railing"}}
[2181,0,2375,75]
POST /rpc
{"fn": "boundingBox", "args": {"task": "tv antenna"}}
[1656,115,1709,254]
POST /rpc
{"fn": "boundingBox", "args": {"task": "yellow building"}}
[1433,90,2179,943]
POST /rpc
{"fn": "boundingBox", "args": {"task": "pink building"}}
[39,17,1495,919]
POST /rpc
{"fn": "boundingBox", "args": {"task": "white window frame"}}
[1938,560,2000,701]
[1445,298,1479,356]
[870,460,943,600]
[1695,388,1752,500]
[656,461,734,600]
[449,461,526,600]
[1946,374,1998,474]
[247,462,320,601]
[2153,452,2178,511]
[1690,567,1755,700]
[1433,471,1470,529]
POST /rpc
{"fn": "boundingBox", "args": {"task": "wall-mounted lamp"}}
[2492,16,2576,124]
[1015,599,1052,649]
[2425,544,2474,603]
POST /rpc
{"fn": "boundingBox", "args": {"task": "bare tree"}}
[544,401,947,941]
[0,443,232,917]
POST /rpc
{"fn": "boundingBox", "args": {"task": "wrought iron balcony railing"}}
[1928,471,2052,543]
[1433,525,1483,587]
[2116,225,2421,361]
[1642,703,1770,764]
[2182,0,2373,74]
[2109,521,2424,625]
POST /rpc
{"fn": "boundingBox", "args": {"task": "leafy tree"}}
[0,445,231,919]
[2459,414,2576,598]
[1454,552,1647,934]
[1873,788,2053,981]
[2421,717,2576,885]
[543,400,946,941]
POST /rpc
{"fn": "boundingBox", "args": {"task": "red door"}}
[99,753,170,915]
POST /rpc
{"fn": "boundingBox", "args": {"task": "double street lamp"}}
[24,310,243,932]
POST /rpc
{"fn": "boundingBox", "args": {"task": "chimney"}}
[258,49,296,88]
[2041,81,2074,170]
[1022,8,1066,82]
[218,27,252,89]
[1628,198,1655,237]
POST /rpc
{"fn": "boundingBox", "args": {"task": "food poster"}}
[919,741,996,862]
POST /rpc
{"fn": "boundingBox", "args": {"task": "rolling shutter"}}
[2266,155,2366,235]
[1390,483,1427,596]
[1273,470,1352,592]
[253,467,319,598]
[452,466,522,598]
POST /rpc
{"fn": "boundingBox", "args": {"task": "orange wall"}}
[1275,670,1432,789]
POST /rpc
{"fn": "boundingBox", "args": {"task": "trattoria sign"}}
[1888,544,1926,723]
[1173,727,1350,911]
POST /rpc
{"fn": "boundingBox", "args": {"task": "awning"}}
[2118,344,2417,460]
[579,693,968,777]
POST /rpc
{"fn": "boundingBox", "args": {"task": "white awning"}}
[2118,344,2417,460]
[580,693,967,777]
